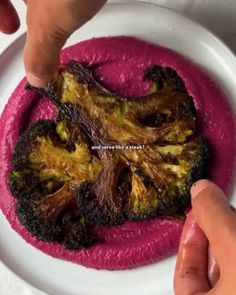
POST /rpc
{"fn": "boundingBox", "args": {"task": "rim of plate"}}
[0,2,235,295]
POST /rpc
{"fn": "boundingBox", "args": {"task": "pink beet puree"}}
[0,37,235,270]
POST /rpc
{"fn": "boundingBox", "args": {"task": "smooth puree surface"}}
[0,37,235,270]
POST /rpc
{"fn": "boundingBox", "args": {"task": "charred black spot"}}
[144,65,187,93]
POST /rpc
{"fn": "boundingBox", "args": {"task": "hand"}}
[0,0,107,87]
[174,179,236,295]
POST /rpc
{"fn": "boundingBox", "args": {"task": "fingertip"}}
[190,179,213,199]
[26,72,49,88]
[24,47,59,88]
[189,178,234,261]
[24,32,62,88]
[0,0,20,34]
[0,19,20,34]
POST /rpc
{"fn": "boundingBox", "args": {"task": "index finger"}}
[174,211,210,295]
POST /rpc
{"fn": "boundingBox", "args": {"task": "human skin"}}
[174,179,236,295]
[1,1,236,293]
[0,0,107,87]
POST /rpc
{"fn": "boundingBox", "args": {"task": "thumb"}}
[191,179,236,265]
[24,31,66,87]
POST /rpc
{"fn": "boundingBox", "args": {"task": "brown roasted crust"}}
[24,61,208,224]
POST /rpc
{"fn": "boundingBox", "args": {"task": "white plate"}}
[0,2,236,295]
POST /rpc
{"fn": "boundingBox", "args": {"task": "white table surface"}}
[0,0,236,294]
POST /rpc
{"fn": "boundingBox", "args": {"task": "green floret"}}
[187,137,209,183]
[10,119,101,248]
[24,62,209,229]
[10,120,60,199]
[125,137,209,220]
[10,119,101,199]
[125,171,158,220]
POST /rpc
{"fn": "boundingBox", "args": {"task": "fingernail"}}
[190,179,212,199]
[26,72,47,88]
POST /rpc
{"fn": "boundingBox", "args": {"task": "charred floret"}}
[10,120,62,199]
[10,119,101,248]
[61,209,92,249]
[119,137,208,220]
[144,65,188,93]
[16,180,92,248]
[21,61,209,230]
[10,119,100,198]
[26,62,196,146]
[126,170,158,220]
[77,151,128,225]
